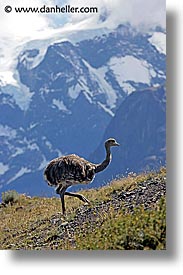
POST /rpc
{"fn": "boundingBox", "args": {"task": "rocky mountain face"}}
[89,85,166,188]
[0,24,166,196]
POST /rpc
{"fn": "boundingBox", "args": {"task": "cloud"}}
[0,0,166,42]
[0,0,166,83]
[105,0,166,29]
[0,0,55,40]
[67,0,166,30]
[0,0,58,79]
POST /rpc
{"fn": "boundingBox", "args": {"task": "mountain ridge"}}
[0,24,166,196]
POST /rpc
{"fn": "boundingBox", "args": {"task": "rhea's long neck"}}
[95,145,111,173]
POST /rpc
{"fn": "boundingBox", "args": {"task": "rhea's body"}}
[44,138,119,215]
[44,154,96,188]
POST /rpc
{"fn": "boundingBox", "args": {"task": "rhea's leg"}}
[59,186,68,215]
[55,185,62,194]
[65,191,90,204]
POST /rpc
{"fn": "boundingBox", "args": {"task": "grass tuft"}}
[1,190,20,205]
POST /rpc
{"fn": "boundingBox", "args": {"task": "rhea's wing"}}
[44,154,97,186]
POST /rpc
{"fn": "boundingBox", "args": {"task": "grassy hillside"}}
[0,168,166,250]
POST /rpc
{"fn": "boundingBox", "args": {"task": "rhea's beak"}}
[114,142,120,146]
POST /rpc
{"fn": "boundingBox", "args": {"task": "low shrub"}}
[2,190,20,205]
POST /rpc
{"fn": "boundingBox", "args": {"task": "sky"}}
[0,0,166,84]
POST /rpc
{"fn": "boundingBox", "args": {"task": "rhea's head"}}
[105,138,120,148]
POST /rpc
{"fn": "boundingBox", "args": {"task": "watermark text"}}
[4,4,98,14]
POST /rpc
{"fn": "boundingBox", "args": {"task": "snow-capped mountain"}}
[0,24,166,196]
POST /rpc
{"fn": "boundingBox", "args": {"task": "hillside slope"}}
[0,168,166,250]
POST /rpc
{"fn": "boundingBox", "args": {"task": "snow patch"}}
[121,83,135,94]
[1,82,34,111]
[0,71,18,87]
[52,99,71,113]
[98,102,114,117]
[109,55,151,85]
[82,60,117,108]
[68,79,93,104]
[149,68,157,78]
[0,125,16,139]
[45,140,52,150]
[83,91,93,104]
[68,83,82,99]
[55,149,64,157]
[11,148,25,158]
[7,167,31,184]
[27,142,39,151]
[38,156,48,171]
[93,66,117,108]
[0,163,9,175]
[29,123,39,130]
[149,32,166,54]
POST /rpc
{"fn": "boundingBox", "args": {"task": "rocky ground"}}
[0,170,166,250]
[45,173,166,249]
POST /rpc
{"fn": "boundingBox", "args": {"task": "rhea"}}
[44,138,119,215]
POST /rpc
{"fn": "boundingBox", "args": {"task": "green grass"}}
[74,197,166,250]
[0,168,166,250]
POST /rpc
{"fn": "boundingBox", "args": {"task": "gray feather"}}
[44,154,96,187]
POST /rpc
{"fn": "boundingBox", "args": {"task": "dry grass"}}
[0,168,166,250]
